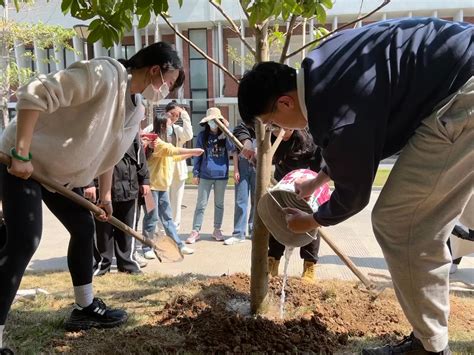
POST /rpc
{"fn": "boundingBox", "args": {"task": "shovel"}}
[0,152,183,263]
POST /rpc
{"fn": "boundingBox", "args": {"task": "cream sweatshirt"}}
[0,57,144,188]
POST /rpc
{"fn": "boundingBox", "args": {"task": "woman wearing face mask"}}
[0,41,184,347]
[164,101,193,232]
[141,113,203,257]
[186,108,234,244]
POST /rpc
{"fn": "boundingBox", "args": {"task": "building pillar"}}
[93,40,103,57]
[113,43,122,59]
[309,18,315,42]
[382,13,387,21]
[53,43,64,70]
[154,16,161,43]
[407,11,413,18]
[432,10,438,18]
[332,16,338,31]
[145,26,149,46]
[174,24,184,99]
[33,41,48,74]
[454,9,463,22]
[72,36,83,61]
[240,19,245,76]
[217,21,224,97]
[133,18,142,51]
[301,18,307,60]
[14,39,26,69]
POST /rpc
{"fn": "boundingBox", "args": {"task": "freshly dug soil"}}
[46,273,473,354]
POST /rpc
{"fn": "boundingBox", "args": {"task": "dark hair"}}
[238,62,297,125]
[118,42,185,91]
[273,128,317,163]
[152,112,168,138]
[165,100,179,112]
[201,124,225,151]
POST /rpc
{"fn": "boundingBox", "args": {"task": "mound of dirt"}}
[47,273,472,354]
[152,274,409,353]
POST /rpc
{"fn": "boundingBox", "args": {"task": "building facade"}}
[6,0,474,142]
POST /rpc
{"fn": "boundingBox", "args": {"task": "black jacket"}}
[111,137,150,202]
[303,18,472,226]
[233,122,256,143]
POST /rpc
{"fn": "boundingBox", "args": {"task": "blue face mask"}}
[166,125,173,136]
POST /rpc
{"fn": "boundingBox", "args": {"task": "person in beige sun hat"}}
[188,107,233,244]
[199,107,228,127]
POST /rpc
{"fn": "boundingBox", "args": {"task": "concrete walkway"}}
[29,189,474,288]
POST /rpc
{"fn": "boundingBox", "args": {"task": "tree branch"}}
[239,0,251,22]
[284,0,390,60]
[278,14,297,63]
[160,14,240,85]
[209,0,256,56]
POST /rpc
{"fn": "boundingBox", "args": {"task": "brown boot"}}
[268,257,280,277]
[302,260,316,283]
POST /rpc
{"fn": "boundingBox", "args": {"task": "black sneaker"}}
[64,297,128,331]
[0,348,14,355]
[362,332,451,354]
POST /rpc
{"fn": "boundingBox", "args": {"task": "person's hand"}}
[234,171,240,184]
[140,184,150,196]
[84,186,97,202]
[295,177,317,200]
[193,148,204,156]
[221,118,230,128]
[149,139,157,150]
[96,201,113,222]
[283,207,319,233]
[141,138,151,148]
[240,140,256,161]
[192,177,200,185]
[8,159,33,180]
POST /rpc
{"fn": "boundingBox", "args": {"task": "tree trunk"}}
[250,23,271,314]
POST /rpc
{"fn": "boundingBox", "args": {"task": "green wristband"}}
[10,147,32,162]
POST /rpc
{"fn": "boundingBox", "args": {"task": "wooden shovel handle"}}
[318,228,376,290]
[0,152,155,250]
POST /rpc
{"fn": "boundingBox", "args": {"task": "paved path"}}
[30,189,474,287]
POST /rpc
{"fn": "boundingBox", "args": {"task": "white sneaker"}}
[180,246,194,255]
[143,250,156,259]
[224,236,246,245]
[449,264,458,274]
[133,251,148,268]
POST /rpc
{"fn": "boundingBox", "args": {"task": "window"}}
[63,48,75,68]
[24,49,35,71]
[188,29,209,144]
[121,45,136,60]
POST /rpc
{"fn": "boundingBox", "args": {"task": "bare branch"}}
[278,14,297,63]
[284,0,390,60]
[269,127,285,156]
[209,0,256,56]
[160,14,240,85]
[354,0,365,28]
[239,0,251,22]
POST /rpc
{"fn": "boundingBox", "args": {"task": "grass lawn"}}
[185,167,392,188]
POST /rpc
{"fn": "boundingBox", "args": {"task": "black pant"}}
[0,166,94,324]
[93,199,140,274]
[268,233,321,263]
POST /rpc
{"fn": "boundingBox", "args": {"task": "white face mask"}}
[208,120,218,130]
[142,69,170,103]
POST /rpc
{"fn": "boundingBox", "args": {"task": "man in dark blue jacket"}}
[238,17,472,354]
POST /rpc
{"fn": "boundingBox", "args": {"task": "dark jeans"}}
[93,199,140,274]
[0,166,94,324]
[268,233,321,263]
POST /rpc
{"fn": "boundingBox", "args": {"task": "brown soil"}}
[45,273,473,354]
